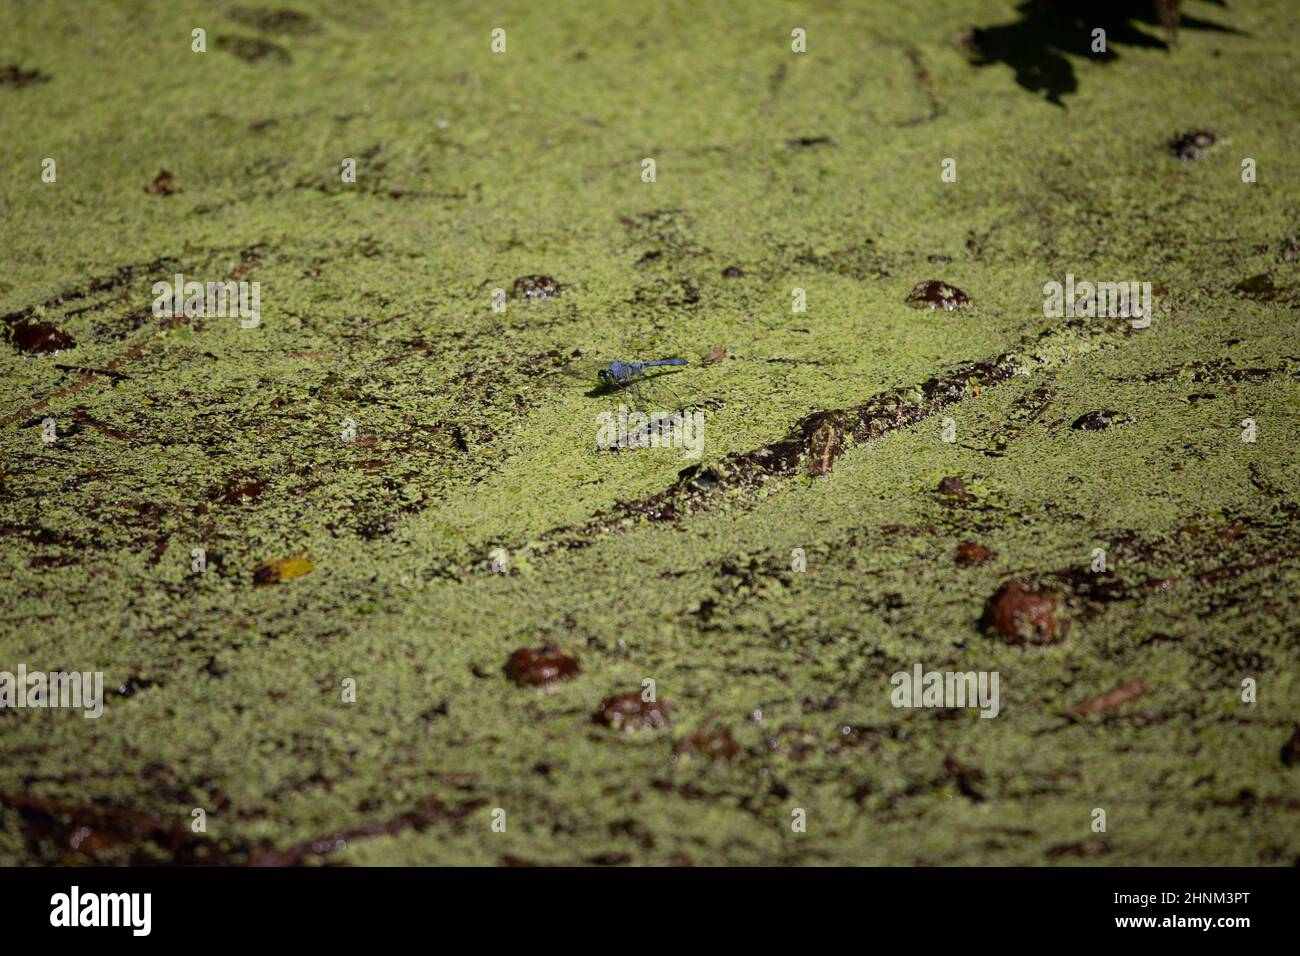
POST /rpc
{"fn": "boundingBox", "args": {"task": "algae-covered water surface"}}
[0,0,1297,868]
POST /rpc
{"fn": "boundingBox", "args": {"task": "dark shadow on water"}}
[971,0,1241,106]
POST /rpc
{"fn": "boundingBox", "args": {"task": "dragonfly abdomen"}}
[629,358,688,374]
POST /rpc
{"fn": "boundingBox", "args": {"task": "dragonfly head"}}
[596,369,612,386]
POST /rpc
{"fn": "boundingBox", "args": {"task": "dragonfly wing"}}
[630,366,690,410]
[551,359,610,392]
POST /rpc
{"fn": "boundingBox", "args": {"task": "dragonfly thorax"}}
[603,361,635,383]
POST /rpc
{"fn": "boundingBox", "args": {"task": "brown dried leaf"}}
[1064,680,1148,718]
[808,420,842,477]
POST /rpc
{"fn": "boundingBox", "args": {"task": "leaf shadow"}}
[971,0,1243,106]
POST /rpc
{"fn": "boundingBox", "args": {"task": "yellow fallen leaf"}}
[253,555,315,585]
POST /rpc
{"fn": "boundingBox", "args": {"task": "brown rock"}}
[8,321,74,354]
[983,580,1064,645]
[511,275,562,299]
[955,541,993,567]
[594,692,670,732]
[937,476,968,499]
[676,726,739,761]
[0,64,50,87]
[906,279,969,312]
[1071,409,1132,431]
[1169,129,1215,161]
[218,478,263,505]
[506,643,579,687]
[144,169,178,195]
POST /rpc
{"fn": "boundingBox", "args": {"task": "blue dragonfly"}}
[564,357,691,410]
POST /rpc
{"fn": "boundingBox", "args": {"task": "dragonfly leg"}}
[627,377,649,410]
